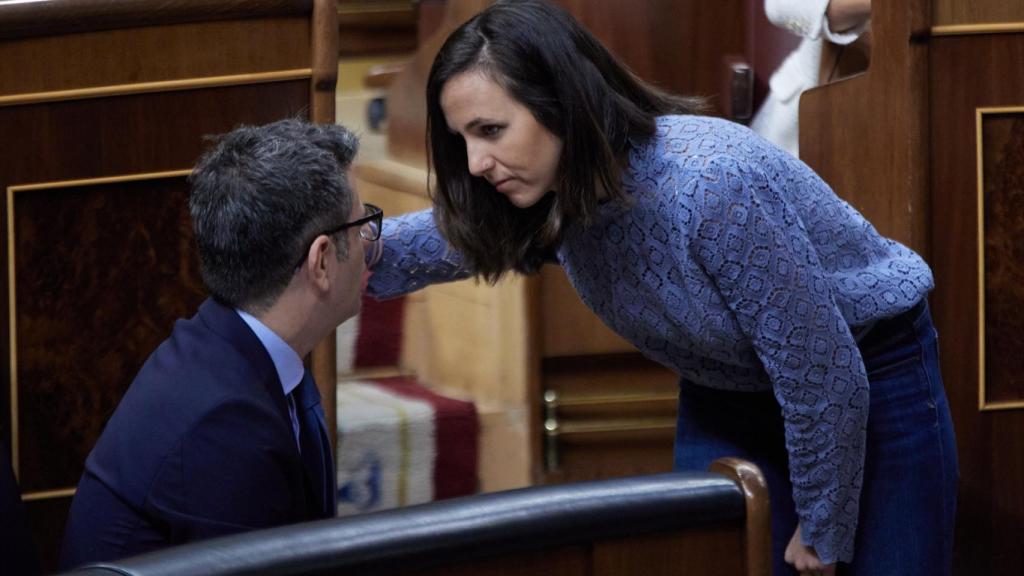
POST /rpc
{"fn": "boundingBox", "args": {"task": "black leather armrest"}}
[63,471,745,576]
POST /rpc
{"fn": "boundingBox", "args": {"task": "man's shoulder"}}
[99,305,267,447]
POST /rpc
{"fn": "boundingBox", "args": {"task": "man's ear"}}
[303,235,333,292]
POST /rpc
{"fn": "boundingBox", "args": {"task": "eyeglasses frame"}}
[294,203,383,270]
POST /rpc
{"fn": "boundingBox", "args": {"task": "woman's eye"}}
[480,125,502,137]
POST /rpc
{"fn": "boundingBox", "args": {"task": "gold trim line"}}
[22,487,76,502]
[931,22,1024,37]
[9,169,193,193]
[7,184,17,478]
[0,69,313,107]
[977,108,985,411]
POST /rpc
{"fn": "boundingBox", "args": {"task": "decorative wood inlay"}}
[976,107,1024,411]
[0,69,312,107]
[7,170,207,492]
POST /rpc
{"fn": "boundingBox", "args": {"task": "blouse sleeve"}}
[365,208,473,300]
[684,154,867,564]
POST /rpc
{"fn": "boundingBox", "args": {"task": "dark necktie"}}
[293,370,336,518]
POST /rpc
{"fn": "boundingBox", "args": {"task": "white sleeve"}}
[765,0,867,45]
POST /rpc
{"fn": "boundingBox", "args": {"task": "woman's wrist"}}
[826,0,870,34]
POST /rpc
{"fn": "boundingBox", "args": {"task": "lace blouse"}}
[366,115,934,564]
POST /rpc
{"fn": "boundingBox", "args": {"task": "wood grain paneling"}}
[23,496,71,575]
[542,354,679,483]
[541,266,632,356]
[0,0,311,40]
[0,1,336,567]
[554,0,746,115]
[0,79,312,568]
[593,530,743,576]
[978,111,1024,408]
[416,546,588,576]
[930,31,1024,576]
[9,174,205,492]
[337,0,417,56]
[933,0,1024,26]
[800,0,931,253]
[0,18,310,98]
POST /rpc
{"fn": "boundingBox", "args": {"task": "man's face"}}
[331,184,369,324]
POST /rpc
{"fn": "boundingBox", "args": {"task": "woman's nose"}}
[467,143,494,177]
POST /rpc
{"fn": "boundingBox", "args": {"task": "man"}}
[60,119,382,568]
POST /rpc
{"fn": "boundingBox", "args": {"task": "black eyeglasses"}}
[324,202,383,242]
[294,203,383,269]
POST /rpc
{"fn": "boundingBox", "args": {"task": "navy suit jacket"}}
[60,298,334,569]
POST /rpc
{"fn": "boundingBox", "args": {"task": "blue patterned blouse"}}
[366,115,933,563]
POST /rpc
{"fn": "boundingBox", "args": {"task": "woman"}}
[366,1,957,574]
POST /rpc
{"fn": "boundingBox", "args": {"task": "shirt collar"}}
[235,309,304,397]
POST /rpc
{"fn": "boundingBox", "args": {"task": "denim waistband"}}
[856,299,930,362]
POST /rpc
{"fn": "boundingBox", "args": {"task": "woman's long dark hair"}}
[426,0,704,282]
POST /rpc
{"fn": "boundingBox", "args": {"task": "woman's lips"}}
[494,178,514,193]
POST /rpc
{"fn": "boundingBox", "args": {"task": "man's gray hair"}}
[188,119,360,311]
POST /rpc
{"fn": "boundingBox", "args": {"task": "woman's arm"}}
[683,154,868,566]
[365,209,473,300]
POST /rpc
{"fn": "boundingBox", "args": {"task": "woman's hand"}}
[826,0,871,33]
[784,524,836,576]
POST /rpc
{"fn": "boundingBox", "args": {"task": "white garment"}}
[750,0,867,157]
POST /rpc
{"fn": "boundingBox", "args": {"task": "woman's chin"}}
[504,189,547,209]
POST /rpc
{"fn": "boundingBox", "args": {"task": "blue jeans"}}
[674,302,958,575]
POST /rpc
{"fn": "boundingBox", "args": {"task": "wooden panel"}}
[978,111,1024,408]
[23,495,72,575]
[0,0,311,40]
[933,0,1024,26]
[416,546,588,576]
[9,174,205,492]
[593,530,743,576]
[0,18,310,98]
[554,0,745,115]
[542,355,678,484]
[930,31,1024,576]
[800,0,931,253]
[541,266,632,356]
[0,80,311,568]
[337,0,417,56]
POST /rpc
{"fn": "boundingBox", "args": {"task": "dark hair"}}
[426,0,704,282]
[188,119,360,311]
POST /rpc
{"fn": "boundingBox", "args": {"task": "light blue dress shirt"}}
[236,309,303,451]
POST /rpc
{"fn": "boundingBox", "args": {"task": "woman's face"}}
[440,70,563,209]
